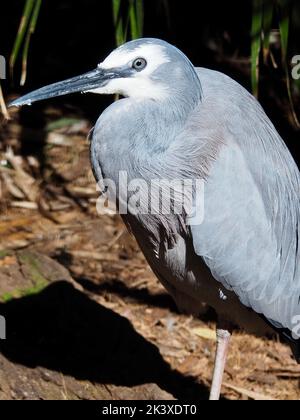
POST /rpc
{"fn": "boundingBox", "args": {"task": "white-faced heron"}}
[10,38,300,400]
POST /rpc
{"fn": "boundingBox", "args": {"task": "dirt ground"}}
[0,103,299,400]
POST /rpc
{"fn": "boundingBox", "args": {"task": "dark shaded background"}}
[1,0,300,159]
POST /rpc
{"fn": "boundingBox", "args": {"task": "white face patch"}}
[99,44,170,75]
[88,77,169,100]
[88,44,171,100]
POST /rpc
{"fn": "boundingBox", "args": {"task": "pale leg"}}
[209,325,232,401]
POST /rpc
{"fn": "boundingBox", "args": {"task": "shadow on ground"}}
[76,276,217,323]
[0,281,211,400]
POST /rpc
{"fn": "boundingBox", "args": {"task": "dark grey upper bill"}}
[9,66,132,108]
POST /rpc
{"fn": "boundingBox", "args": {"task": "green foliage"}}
[112,0,126,46]
[112,0,144,46]
[251,0,299,127]
[129,0,144,40]
[277,1,300,127]
[20,0,42,86]
[3,0,300,127]
[10,0,42,86]
[46,118,83,132]
[251,0,264,97]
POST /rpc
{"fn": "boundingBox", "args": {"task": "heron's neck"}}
[130,93,199,154]
[93,85,202,180]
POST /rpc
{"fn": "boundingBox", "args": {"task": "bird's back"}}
[191,68,300,336]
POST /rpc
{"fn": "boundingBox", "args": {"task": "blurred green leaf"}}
[46,118,83,132]
[251,0,264,97]
[277,0,290,62]
[21,0,42,86]
[135,0,144,38]
[277,0,300,127]
[129,0,144,40]
[10,0,35,79]
[113,0,126,46]
[250,0,299,127]
[113,0,144,47]
[262,2,274,63]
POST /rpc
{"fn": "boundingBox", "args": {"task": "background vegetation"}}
[1,0,300,130]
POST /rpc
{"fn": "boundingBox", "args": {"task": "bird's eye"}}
[132,58,147,71]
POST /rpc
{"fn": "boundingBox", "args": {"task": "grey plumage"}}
[91,48,300,340]
[10,38,300,397]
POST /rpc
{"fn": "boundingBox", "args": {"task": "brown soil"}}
[0,104,299,400]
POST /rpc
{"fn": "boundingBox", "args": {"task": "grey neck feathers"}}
[134,70,202,155]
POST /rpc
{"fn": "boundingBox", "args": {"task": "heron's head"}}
[10,39,202,107]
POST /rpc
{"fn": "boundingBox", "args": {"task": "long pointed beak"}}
[9,67,114,107]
